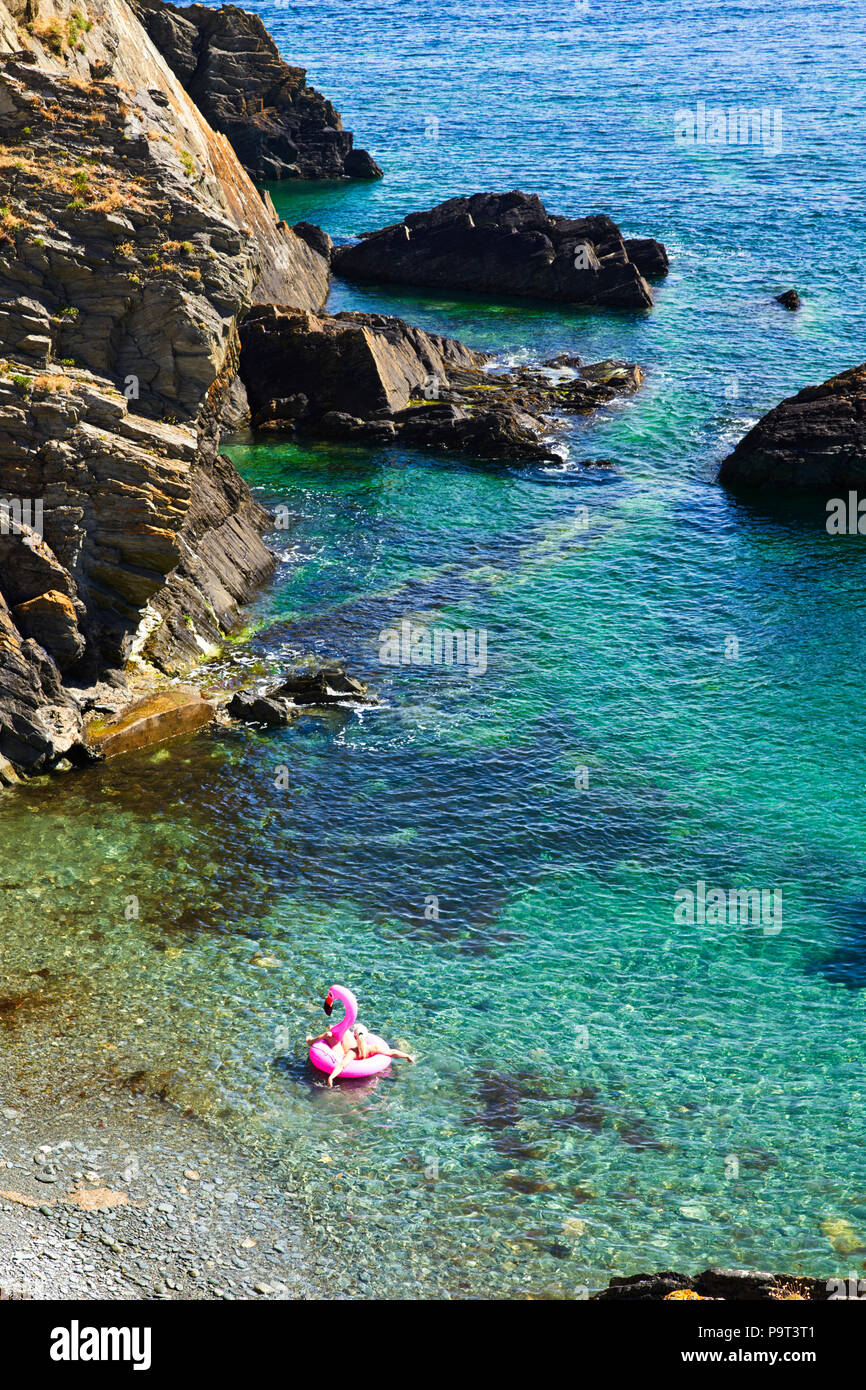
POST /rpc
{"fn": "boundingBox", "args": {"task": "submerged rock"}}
[593,1268,829,1301]
[775,289,801,310]
[239,305,643,463]
[86,688,216,758]
[719,363,866,490]
[332,191,667,309]
[132,0,382,182]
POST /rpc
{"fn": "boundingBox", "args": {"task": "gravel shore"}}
[0,1090,314,1301]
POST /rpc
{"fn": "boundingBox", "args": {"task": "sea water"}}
[1,0,865,1296]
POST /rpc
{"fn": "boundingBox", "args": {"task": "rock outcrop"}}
[131,0,382,182]
[332,192,667,309]
[0,0,333,772]
[718,364,866,491]
[239,304,644,462]
[226,665,376,725]
[593,1268,829,1301]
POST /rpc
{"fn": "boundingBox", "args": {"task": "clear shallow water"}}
[2,0,866,1297]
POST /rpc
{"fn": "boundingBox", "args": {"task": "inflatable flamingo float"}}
[308,985,393,1079]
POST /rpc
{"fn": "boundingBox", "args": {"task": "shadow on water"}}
[807,895,866,989]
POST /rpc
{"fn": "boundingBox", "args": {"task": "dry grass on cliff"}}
[25,10,94,59]
[0,145,146,218]
[31,374,75,394]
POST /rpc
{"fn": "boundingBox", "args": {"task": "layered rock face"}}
[0,3,329,421]
[0,0,332,772]
[131,0,382,181]
[239,303,643,462]
[332,192,668,309]
[719,364,866,490]
[240,304,485,420]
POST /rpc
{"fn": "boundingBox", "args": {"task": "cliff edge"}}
[0,0,332,775]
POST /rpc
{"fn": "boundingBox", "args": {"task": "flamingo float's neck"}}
[328,985,358,1044]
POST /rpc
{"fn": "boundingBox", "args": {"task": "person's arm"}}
[383,1048,417,1063]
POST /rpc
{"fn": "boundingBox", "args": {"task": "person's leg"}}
[327,1043,358,1086]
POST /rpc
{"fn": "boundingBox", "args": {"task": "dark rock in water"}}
[226,667,376,722]
[332,191,667,309]
[623,237,671,279]
[272,667,373,705]
[292,223,334,261]
[719,363,866,491]
[593,1268,829,1301]
[225,692,293,726]
[543,353,584,369]
[240,304,644,463]
[132,0,382,182]
[776,289,801,310]
[343,148,384,180]
[241,304,485,420]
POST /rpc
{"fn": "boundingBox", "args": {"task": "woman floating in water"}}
[307,986,417,1086]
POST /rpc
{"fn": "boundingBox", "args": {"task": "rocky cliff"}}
[0,0,331,775]
[719,364,866,491]
[131,0,382,181]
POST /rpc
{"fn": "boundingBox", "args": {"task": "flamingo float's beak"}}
[324,990,334,1016]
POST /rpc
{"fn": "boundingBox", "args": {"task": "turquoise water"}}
[2,0,866,1296]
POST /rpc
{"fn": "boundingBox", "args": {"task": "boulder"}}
[718,363,866,491]
[272,667,373,705]
[776,289,801,310]
[332,192,667,309]
[225,691,293,725]
[624,237,670,279]
[86,688,216,758]
[292,223,334,261]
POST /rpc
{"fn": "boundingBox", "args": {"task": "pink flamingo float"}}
[308,984,393,1080]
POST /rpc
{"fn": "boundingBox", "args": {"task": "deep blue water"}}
[2,0,865,1298]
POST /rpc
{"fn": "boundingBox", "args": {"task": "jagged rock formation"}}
[239,304,643,462]
[0,0,333,773]
[226,665,376,725]
[131,0,382,181]
[719,364,866,490]
[332,192,667,309]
